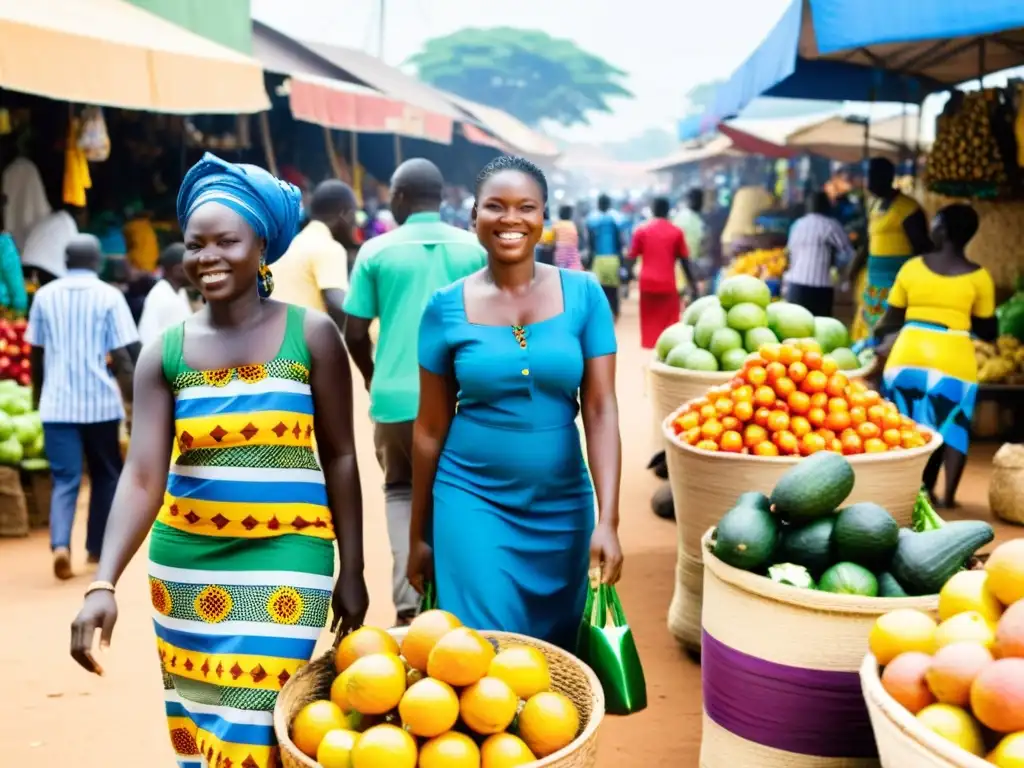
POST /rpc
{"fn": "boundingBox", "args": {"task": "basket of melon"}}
[860,539,1024,767]
[274,610,604,768]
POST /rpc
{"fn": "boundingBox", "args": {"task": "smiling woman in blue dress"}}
[407,156,623,650]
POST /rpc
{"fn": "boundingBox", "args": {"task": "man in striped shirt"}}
[26,234,140,580]
[784,192,855,317]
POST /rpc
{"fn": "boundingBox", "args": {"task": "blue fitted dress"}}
[418,269,617,649]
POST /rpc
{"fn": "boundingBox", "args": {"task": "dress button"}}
[521,368,530,376]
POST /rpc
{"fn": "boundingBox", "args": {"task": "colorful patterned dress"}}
[148,304,335,768]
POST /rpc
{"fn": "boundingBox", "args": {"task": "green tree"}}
[407,28,632,127]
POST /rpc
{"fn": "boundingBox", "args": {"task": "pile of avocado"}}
[710,452,996,596]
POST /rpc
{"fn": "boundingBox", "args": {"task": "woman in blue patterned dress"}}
[407,156,623,650]
[69,154,368,768]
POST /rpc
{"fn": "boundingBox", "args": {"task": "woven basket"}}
[274,628,605,768]
[701,530,939,768]
[860,655,990,768]
[663,403,941,652]
[989,442,1024,525]
[0,465,28,537]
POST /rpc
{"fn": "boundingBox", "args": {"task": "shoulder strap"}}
[161,322,186,384]
[278,303,311,366]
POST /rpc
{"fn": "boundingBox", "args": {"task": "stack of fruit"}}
[976,336,1024,385]
[669,340,932,456]
[725,248,787,280]
[711,454,994,596]
[0,381,45,468]
[870,539,1024,765]
[925,89,1010,200]
[0,317,31,387]
[290,611,582,768]
[655,274,861,373]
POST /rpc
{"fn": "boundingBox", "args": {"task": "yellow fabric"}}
[174,411,315,452]
[887,257,996,330]
[886,325,977,382]
[123,217,159,272]
[868,193,920,257]
[270,221,348,313]
[155,495,333,539]
[62,118,91,207]
[0,0,269,114]
[155,637,306,693]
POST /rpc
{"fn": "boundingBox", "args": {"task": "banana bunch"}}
[925,89,1008,198]
[975,335,1024,383]
[726,247,787,279]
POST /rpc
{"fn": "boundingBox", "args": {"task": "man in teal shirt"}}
[344,158,485,624]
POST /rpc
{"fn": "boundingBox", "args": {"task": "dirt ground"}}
[0,297,1012,767]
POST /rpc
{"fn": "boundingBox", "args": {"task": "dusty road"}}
[0,297,1008,767]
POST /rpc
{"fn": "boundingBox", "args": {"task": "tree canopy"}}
[407,28,632,127]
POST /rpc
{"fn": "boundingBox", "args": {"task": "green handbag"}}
[576,581,647,716]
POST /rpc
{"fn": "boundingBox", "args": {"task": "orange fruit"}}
[985,539,1024,606]
[399,677,459,738]
[809,391,829,409]
[754,407,772,427]
[518,692,580,758]
[787,391,810,414]
[916,704,986,757]
[841,433,863,455]
[971,658,1024,733]
[779,345,802,365]
[481,733,537,767]
[720,430,743,453]
[402,610,463,671]
[701,419,724,440]
[682,427,701,445]
[787,361,808,383]
[802,370,828,394]
[317,729,361,768]
[773,430,799,455]
[733,400,754,422]
[460,676,519,734]
[714,397,733,416]
[807,407,826,428]
[754,385,777,407]
[803,350,823,370]
[773,376,797,399]
[335,626,401,673]
[869,609,937,665]
[720,416,741,432]
[863,437,888,453]
[988,733,1024,767]
[881,652,937,715]
[926,642,994,707]
[343,653,407,715]
[765,361,788,382]
[827,397,849,412]
[351,724,417,768]
[882,428,902,447]
[759,343,782,362]
[829,438,844,454]
[427,627,496,687]
[825,373,849,397]
[766,410,790,432]
[800,432,827,456]
[819,357,839,376]
[773,399,790,413]
[796,338,822,353]
[733,384,754,402]
[882,411,902,430]
[744,424,768,447]
[696,439,719,451]
[699,404,716,421]
[857,421,882,440]
[745,365,768,387]
[849,406,867,425]
[789,416,812,438]
[419,732,480,768]
[489,645,551,699]
[863,389,882,405]
[675,411,699,431]
[753,441,780,457]
[867,404,886,424]
[292,700,349,758]
[824,410,851,433]
[848,391,868,409]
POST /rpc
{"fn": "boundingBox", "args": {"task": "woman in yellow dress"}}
[876,204,998,507]
[849,159,932,341]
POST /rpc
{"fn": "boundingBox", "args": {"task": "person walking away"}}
[785,191,855,317]
[271,179,357,332]
[26,234,139,579]
[0,195,28,317]
[552,205,583,270]
[848,158,931,341]
[344,158,485,626]
[137,243,193,346]
[587,194,625,319]
[629,197,697,349]
[673,188,707,291]
[21,206,78,289]
[874,204,997,508]
[68,154,368,768]
[408,156,624,650]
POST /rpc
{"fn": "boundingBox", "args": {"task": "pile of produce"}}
[871,538,1024,764]
[0,381,45,469]
[997,281,1024,343]
[290,612,581,768]
[976,336,1024,384]
[0,317,32,387]
[724,248,787,280]
[710,452,994,596]
[669,340,932,455]
[655,274,861,372]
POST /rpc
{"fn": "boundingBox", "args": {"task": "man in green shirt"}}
[344,158,485,624]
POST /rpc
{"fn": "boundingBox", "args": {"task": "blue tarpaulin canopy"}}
[680,0,1024,139]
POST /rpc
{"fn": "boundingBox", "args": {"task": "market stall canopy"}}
[0,0,269,113]
[443,94,561,163]
[785,113,927,163]
[647,121,799,174]
[680,0,1024,139]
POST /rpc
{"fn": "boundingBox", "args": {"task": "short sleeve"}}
[310,241,349,292]
[104,292,140,352]
[24,294,46,346]
[343,252,377,319]
[580,275,617,359]
[887,264,909,309]
[418,291,451,375]
[972,268,996,318]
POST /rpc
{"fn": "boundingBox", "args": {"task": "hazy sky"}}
[252,0,793,143]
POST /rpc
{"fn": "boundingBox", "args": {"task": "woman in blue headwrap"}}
[68,154,368,768]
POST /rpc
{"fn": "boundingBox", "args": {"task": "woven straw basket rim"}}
[662,400,943,466]
[273,627,605,768]
[648,356,873,384]
[701,530,939,614]
[859,654,992,768]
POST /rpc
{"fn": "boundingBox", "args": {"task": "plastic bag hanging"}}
[576,576,647,716]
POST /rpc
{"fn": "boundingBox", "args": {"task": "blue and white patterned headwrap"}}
[176,153,302,295]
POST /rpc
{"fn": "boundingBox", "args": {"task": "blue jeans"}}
[43,421,123,556]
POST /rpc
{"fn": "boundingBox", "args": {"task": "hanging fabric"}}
[63,118,92,208]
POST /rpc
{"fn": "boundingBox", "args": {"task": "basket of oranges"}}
[661,340,940,652]
[274,614,605,768]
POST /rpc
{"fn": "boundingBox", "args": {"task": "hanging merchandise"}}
[63,118,92,208]
[77,107,110,162]
[0,109,10,136]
